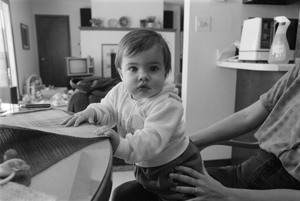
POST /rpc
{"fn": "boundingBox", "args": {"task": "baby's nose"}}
[138,71,149,81]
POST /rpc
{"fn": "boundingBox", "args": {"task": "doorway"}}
[35,15,71,88]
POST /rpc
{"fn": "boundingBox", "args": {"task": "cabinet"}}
[233,69,286,164]
[217,61,294,71]
[217,61,293,164]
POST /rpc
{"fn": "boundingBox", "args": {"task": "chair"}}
[195,139,259,151]
[193,136,260,166]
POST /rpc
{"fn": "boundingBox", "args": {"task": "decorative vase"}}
[147,22,154,28]
[140,19,147,28]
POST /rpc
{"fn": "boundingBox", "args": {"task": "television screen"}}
[66,57,94,76]
[69,59,87,74]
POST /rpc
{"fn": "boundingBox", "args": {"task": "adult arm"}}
[191,63,300,148]
[190,100,269,148]
[170,166,300,201]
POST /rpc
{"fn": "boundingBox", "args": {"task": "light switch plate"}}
[195,16,211,32]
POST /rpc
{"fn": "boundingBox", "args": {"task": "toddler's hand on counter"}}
[61,108,97,127]
[95,126,120,153]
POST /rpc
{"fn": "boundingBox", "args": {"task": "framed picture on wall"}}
[20,23,29,50]
[102,44,118,77]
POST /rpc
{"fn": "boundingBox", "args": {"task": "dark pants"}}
[111,149,300,201]
[208,149,300,189]
[135,140,202,201]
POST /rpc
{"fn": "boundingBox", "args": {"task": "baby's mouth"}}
[138,84,150,90]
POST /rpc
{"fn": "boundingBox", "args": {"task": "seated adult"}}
[111,62,300,201]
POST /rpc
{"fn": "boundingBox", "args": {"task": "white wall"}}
[9,0,38,94]
[91,0,163,28]
[183,0,300,160]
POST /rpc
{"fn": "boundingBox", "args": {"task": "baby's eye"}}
[129,66,138,72]
[149,66,159,71]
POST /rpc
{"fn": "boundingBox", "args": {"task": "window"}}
[0,0,18,88]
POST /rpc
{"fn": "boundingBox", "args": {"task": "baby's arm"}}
[62,83,121,127]
[95,126,120,153]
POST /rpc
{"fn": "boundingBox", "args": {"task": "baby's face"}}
[118,45,166,100]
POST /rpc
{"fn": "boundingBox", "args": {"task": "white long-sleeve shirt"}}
[87,82,189,167]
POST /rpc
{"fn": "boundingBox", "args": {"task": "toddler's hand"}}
[61,108,97,127]
[95,126,120,153]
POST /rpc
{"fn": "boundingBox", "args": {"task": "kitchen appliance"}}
[238,17,298,62]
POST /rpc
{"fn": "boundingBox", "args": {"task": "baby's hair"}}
[115,29,172,78]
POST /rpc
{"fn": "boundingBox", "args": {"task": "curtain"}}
[0,0,17,88]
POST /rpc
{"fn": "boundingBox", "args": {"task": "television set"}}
[65,57,94,76]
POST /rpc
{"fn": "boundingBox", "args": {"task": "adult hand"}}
[61,108,97,127]
[170,164,300,201]
[169,163,229,201]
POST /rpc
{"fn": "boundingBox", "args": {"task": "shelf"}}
[79,27,177,32]
[217,61,295,72]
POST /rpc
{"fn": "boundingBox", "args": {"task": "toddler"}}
[62,29,202,200]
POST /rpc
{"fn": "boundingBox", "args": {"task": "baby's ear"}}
[117,68,123,80]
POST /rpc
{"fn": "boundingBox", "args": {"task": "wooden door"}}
[35,15,71,88]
